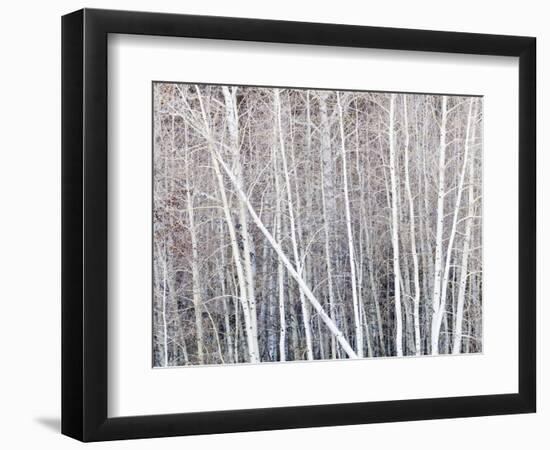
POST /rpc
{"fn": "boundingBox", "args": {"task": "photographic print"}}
[152,82,482,367]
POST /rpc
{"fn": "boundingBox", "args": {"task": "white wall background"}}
[0,1,545,448]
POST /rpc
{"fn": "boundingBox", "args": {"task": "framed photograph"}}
[62,8,536,442]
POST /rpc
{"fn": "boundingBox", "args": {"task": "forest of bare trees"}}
[152,82,482,367]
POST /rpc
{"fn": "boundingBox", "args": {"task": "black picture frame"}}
[61,8,536,442]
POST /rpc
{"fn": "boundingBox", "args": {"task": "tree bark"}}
[452,99,477,354]
[337,92,364,357]
[431,95,448,355]
[389,93,404,357]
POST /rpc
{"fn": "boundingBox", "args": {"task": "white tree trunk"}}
[402,95,422,356]
[388,93,404,357]
[431,96,448,355]
[273,128,287,362]
[222,87,261,361]
[452,99,477,354]
[318,92,338,358]
[277,213,287,361]
[337,92,364,357]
